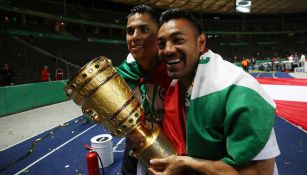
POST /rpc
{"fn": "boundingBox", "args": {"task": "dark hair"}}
[127,5,159,25]
[159,8,202,35]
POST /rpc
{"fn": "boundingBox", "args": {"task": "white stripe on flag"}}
[261,84,307,102]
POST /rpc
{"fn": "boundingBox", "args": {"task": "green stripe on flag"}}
[199,55,210,64]
[186,84,275,166]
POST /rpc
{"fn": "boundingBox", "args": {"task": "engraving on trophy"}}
[96,74,105,82]
[101,92,119,114]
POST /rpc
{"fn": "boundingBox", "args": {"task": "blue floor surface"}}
[275,116,307,175]
[1,115,306,175]
[0,116,124,175]
[250,72,294,78]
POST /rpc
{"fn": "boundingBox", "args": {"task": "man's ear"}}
[198,34,206,52]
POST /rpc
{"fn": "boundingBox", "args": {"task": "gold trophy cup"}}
[64,56,176,167]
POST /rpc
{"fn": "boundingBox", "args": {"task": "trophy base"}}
[134,125,177,167]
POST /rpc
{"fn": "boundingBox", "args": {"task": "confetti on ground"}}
[22,169,29,173]
[284,162,291,165]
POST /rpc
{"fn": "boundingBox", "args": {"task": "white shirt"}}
[253,129,280,175]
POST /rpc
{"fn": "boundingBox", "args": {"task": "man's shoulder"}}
[117,60,138,72]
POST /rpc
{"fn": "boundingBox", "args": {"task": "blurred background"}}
[1,0,306,85]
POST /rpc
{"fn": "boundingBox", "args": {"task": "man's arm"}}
[148,155,275,175]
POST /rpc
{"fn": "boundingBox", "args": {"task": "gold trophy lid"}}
[64,56,144,136]
[64,56,112,105]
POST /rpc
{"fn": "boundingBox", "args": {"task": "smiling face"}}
[158,18,205,85]
[126,12,159,63]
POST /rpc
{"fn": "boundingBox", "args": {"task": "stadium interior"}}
[0,1,306,175]
[1,0,307,84]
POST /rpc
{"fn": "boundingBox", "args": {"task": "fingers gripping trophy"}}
[64,56,176,167]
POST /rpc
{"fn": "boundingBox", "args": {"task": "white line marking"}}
[261,84,307,102]
[113,138,125,152]
[14,124,97,175]
[256,72,262,78]
[1,116,82,152]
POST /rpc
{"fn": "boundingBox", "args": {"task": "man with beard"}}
[116,5,170,175]
[148,8,280,175]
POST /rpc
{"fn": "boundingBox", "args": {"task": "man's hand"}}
[148,154,275,175]
[148,155,187,175]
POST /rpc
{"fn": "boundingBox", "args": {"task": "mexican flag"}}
[164,50,276,166]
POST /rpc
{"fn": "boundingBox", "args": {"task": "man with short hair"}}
[148,8,280,175]
[116,5,170,175]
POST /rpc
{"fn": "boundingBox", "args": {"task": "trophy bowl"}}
[64,56,176,167]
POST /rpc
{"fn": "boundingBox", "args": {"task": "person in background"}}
[272,56,278,71]
[1,63,13,86]
[148,8,280,175]
[299,53,306,67]
[55,68,63,80]
[293,53,298,62]
[241,58,249,72]
[288,54,294,62]
[277,57,284,72]
[116,5,170,175]
[250,57,256,70]
[41,65,50,81]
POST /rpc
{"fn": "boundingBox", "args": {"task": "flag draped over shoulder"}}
[116,56,169,124]
[116,54,149,90]
[116,56,169,90]
[163,80,187,155]
[185,50,276,166]
[117,55,188,155]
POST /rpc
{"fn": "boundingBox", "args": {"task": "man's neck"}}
[137,57,158,74]
[181,76,194,89]
[180,65,198,89]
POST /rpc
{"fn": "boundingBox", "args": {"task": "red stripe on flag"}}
[163,81,186,155]
[275,100,307,131]
[257,78,307,86]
